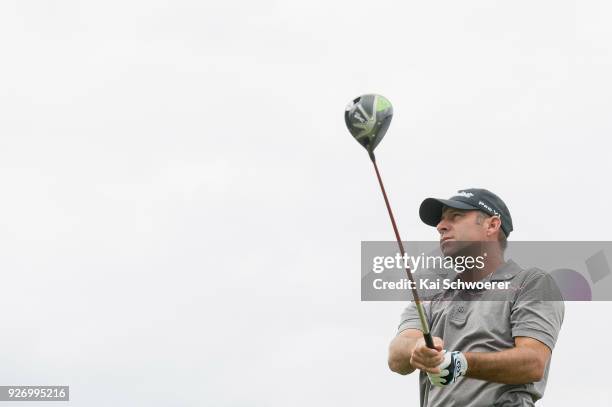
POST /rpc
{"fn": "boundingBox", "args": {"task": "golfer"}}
[388,188,564,406]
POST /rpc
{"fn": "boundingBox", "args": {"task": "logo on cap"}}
[456,191,474,198]
[478,201,500,217]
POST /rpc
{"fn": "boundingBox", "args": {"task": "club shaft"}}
[370,154,434,349]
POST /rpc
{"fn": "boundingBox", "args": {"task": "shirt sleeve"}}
[397,301,432,335]
[510,270,565,351]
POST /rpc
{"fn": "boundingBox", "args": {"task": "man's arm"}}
[464,336,551,384]
[388,329,421,375]
[461,272,563,385]
[430,272,564,387]
[393,334,551,386]
[388,329,443,375]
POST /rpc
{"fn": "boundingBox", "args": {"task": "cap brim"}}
[419,198,478,227]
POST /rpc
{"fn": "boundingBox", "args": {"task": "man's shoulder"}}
[516,265,556,285]
[519,265,548,280]
[501,260,549,283]
[509,263,565,303]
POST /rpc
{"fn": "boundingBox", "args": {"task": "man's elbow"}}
[529,359,546,382]
[520,356,546,383]
[387,354,414,375]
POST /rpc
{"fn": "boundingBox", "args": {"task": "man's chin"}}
[440,240,460,257]
[440,240,480,257]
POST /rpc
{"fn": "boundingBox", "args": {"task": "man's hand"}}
[409,336,444,374]
[427,350,468,387]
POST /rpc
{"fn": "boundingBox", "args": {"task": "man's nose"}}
[436,218,450,234]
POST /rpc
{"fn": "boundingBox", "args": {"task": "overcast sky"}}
[1,1,611,406]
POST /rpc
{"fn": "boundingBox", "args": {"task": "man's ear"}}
[487,216,502,237]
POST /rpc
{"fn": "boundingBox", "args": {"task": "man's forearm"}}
[465,347,546,384]
[388,335,419,375]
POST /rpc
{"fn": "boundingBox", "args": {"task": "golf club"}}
[345,94,434,349]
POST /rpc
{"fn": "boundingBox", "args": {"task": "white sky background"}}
[0,1,610,406]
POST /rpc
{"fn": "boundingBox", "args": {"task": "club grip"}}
[424,332,435,349]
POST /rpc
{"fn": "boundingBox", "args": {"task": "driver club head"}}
[344,94,393,154]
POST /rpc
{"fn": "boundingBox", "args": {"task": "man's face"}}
[436,207,490,257]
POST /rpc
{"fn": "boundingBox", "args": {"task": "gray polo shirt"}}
[397,260,564,407]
